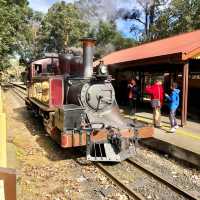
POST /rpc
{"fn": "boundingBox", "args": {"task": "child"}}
[165,82,180,133]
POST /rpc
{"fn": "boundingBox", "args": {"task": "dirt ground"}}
[4,89,129,200]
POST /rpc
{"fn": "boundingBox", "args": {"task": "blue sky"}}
[28,0,75,13]
[28,0,136,38]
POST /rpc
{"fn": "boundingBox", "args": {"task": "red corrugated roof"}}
[100,29,200,65]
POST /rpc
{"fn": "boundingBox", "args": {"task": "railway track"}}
[96,159,199,200]
[126,158,198,200]
[9,83,200,200]
[96,162,145,200]
[8,82,26,100]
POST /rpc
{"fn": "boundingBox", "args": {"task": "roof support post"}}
[139,72,144,103]
[181,62,189,127]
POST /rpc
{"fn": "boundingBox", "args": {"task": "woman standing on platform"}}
[165,82,180,133]
[145,79,164,128]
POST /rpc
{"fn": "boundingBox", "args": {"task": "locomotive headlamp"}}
[98,60,108,76]
[100,65,108,75]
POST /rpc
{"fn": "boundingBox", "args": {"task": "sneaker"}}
[169,127,176,133]
[174,125,179,129]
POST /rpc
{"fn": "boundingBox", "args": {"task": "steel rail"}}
[9,82,26,91]
[95,162,146,200]
[11,87,26,101]
[8,82,26,97]
[127,158,199,200]
[12,86,26,95]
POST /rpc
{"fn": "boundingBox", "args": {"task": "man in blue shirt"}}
[165,82,180,133]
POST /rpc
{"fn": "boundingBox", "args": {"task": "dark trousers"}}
[169,110,177,128]
[129,98,136,114]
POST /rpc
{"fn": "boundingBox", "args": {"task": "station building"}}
[100,30,200,126]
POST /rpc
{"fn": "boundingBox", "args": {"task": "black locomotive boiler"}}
[25,38,154,162]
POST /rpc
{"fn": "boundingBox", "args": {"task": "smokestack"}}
[80,38,96,78]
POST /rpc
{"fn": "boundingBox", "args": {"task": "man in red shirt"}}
[145,79,164,127]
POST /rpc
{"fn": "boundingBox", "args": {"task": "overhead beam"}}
[107,52,183,70]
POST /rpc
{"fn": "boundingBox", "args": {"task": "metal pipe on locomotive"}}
[25,38,154,162]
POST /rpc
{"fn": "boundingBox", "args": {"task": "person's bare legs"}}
[153,107,161,127]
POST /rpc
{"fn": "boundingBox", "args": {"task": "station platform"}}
[123,111,200,167]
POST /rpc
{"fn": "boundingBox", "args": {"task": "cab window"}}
[34,64,42,76]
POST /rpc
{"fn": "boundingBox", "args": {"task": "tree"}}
[113,32,136,50]
[18,9,44,65]
[119,0,170,41]
[75,0,136,58]
[0,0,36,69]
[89,21,136,58]
[37,1,89,54]
[152,0,200,39]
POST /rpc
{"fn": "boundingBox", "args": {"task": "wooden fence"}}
[0,86,16,200]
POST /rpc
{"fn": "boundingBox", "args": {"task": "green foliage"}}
[121,0,200,41]
[0,0,32,69]
[113,33,136,50]
[18,10,44,64]
[2,0,200,71]
[96,22,117,46]
[89,21,136,58]
[37,2,89,54]
[0,0,136,67]
[120,0,169,41]
[75,0,136,57]
[151,0,200,39]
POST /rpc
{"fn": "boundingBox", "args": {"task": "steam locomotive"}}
[25,38,153,162]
